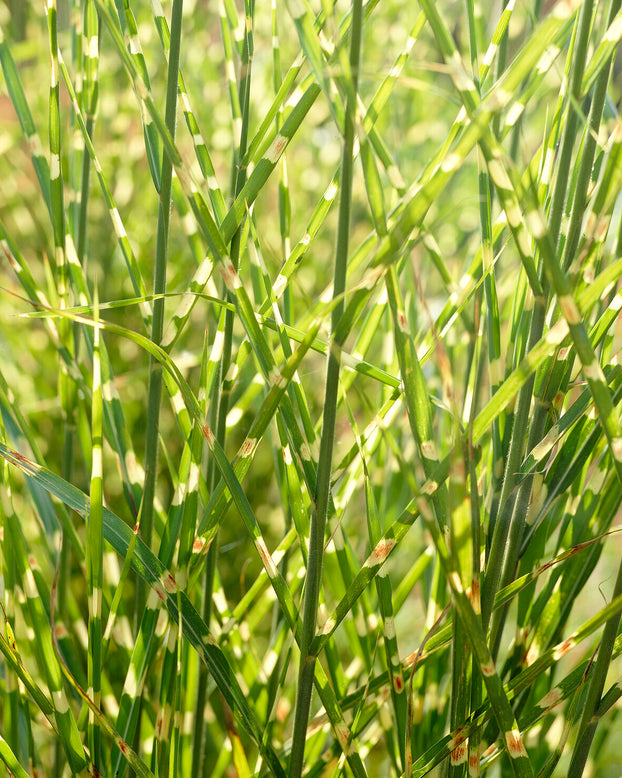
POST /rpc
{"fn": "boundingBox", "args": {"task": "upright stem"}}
[138,0,183,615]
[566,2,622,771]
[481,296,546,630]
[193,3,254,770]
[482,0,595,633]
[561,0,621,272]
[567,558,622,777]
[547,0,594,251]
[76,0,99,267]
[289,3,363,774]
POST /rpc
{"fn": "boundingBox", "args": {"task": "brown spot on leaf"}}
[369,538,396,565]
[451,743,467,765]
[505,729,527,759]
[239,438,255,458]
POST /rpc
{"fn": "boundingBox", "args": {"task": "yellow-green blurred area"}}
[0,0,495,542]
[0,2,546,430]
[0,0,562,305]
[2,1,622,775]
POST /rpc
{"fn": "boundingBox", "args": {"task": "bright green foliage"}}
[0,1,622,776]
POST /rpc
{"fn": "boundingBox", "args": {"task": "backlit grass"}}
[1,1,622,776]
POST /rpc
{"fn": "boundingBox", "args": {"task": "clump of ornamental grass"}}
[0,0,622,776]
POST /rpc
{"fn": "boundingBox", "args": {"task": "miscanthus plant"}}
[1,0,622,775]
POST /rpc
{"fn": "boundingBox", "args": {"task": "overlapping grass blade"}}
[0,441,287,777]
